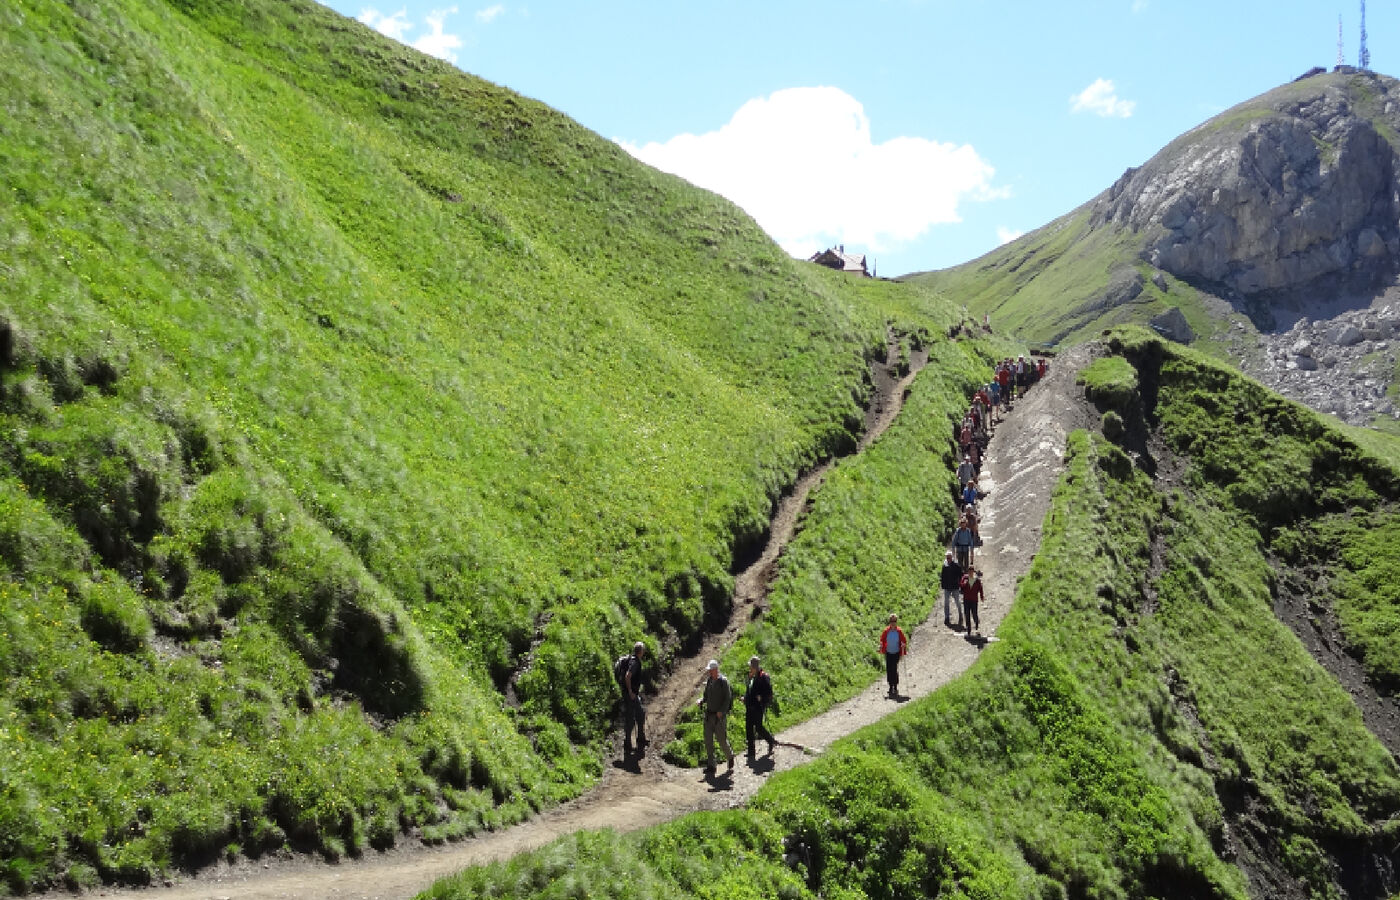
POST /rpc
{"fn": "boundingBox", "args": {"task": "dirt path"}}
[78,345,1090,900]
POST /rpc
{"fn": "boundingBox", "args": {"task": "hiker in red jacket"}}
[961,569,985,637]
[879,614,907,698]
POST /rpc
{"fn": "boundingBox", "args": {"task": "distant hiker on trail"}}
[941,550,964,629]
[961,479,978,510]
[879,614,907,698]
[617,641,648,755]
[696,659,734,776]
[961,568,985,637]
[957,454,976,489]
[953,516,976,569]
[963,502,981,544]
[743,655,776,760]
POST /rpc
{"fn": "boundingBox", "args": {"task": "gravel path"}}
[74,345,1091,900]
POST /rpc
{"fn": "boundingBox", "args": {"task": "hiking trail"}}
[74,344,1090,900]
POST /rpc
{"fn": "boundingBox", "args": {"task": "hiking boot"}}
[726,756,735,775]
[703,764,716,775]
[767,741,776,756]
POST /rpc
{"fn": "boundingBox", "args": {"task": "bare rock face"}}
[1149,306,1195,343]
[1090,72,1400,305]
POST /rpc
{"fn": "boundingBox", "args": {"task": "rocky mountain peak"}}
[1089,71,1400,307]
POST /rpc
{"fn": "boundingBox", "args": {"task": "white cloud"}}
[413,7,464,62]
[996,227,1025,245]
[1070,79,1136,118]
[1132,0,1148,12]
[358,6,412,40]
[618,87,1001,259]
[476,4,504,23]
[358,6,466,63]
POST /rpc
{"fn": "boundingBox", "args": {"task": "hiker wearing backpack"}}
[879,614,907,698]
[743,655,777,759]
[696,659,735,776]
[616,641,648,755]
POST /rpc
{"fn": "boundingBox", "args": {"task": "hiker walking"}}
[961,479,979,510]
[957,454,976,490]
[963,502,981,544]
[953,516,976,569]
[617,641,648,754]
[696,659,735,776]
[879,614,907,698]
[961,568,985,637]
[743,655,777,759]
[940,550,964,629]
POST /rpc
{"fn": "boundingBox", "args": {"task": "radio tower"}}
[1338,14,1345,66]
[1360,0,1370,70]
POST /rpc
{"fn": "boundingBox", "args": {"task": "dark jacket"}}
[744,670,772,708]
[940,559,964,591]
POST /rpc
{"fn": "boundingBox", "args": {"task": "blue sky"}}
[323,0,1395,277]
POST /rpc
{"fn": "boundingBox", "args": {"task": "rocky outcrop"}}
[1090,72,1400,304]
[1070,268,1144,318]
[1149,306,1195,343]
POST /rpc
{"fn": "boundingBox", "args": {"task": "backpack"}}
[614,654,633,687]
[764,672,781,716]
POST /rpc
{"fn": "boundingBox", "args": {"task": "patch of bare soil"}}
[66,340,1089,900]
[1271,563,1400,759]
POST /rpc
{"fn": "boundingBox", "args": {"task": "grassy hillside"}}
[423,333,1400,899]
[902,209,1224,352]
[0,0,984,890]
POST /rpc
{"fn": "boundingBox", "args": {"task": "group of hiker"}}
[617,644,776,776]
[617,354,1049,770]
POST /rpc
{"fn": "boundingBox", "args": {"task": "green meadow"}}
[6,0,1400,896]
[0,0,990,889]
[423,333,1400,899]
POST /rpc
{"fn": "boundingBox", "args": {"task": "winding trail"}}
[78,345,1089,900]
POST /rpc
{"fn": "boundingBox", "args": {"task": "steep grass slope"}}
[425,334,1400,899]
[0,0,980,890]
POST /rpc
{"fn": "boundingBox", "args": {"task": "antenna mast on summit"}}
[1360,0,1370,70]
[1338,14,1345,66]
